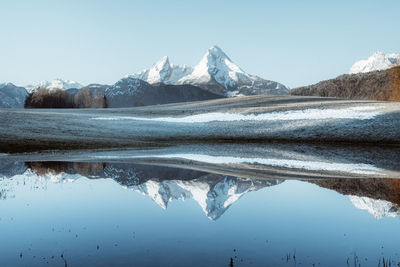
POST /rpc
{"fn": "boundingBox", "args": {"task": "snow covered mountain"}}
[131,175,282,220]
[349,195,400,219]
[349,52,400,74]
[130,46,289,97]
[27,78,83,92]
[131,56,193,85]
[0,83,29,108]
[178,46,289,96]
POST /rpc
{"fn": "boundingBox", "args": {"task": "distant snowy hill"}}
[0,83,29,108]
[27,78,83,92]
[131,46,289,97]
[349,52,400,74]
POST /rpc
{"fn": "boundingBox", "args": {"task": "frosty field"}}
[1,95,400,153]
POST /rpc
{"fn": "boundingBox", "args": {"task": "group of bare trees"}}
[24,88,107,108]
[74,88,107,108]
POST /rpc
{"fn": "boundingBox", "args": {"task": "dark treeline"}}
[24,88,107,108]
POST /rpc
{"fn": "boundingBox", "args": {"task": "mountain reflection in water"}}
[2,159,400,266]
[1,161,400,220]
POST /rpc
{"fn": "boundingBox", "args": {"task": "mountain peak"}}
[130,56,192,85]
[146,56,172,84]
[153,56,170,70]
[349,51,400,74]
[206,45,230,59]
[178,46,248,91]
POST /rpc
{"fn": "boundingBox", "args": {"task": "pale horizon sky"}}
[1,0,399,88]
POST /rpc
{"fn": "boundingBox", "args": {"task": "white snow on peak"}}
[130,56,193,85]
[349,51,400,74]
[147,56,171,84]
[178,45,251,89]
[128,46,288,96]
[28,78,83,92]
[349,195,400,219]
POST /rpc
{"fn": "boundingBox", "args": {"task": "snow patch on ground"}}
[93,106,383,123]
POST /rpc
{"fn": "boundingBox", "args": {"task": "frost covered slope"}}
[130,46,288,97]
[0,83,28,108]
[27,78,83,92]
[350,52,400,74]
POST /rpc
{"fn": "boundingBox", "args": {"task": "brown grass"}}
[375,66,400,101]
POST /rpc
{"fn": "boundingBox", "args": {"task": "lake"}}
[1,151,400,266]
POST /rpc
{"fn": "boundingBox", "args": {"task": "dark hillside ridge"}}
[290,66,400,101]
[105,77,224,108]
[310,178,400,208]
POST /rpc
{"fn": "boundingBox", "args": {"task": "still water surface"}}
[0,161,399,266]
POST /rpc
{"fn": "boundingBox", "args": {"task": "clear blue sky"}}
[1,0,399,88]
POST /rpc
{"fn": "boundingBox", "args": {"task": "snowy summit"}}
[131,46,289,97]
[178,46,247,88]
[131,56,193,85]
[349,51,400,74]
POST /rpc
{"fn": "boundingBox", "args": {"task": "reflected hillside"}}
[2,160,400,219]
[0,161,282,220]
[310,178,400,218]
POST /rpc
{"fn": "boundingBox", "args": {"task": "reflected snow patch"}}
[92,154,382,175]
[152,154,382,175]
[92,106,383,123]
